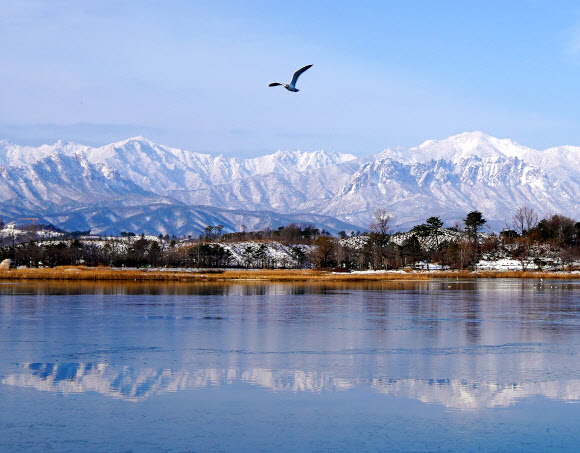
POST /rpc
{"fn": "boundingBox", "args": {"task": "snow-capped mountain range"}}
[0,132,578,235]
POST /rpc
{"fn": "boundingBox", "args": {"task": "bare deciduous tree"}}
[367,209,394,270]
[369,208,392,236]
[512,206,538,235]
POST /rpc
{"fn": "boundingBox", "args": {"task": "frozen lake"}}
[1,279,580,452]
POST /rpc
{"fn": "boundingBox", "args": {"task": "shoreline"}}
[0,267,579,282]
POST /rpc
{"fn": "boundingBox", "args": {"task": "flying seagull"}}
[269,64,313,92]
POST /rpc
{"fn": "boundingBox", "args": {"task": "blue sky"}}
[2,0,580,156]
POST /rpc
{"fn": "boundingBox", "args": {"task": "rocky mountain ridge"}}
[1,132,578,235]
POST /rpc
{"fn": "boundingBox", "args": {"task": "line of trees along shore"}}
[1,207,579,271]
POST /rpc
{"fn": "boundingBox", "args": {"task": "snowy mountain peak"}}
[378,131,539,165]
[114,136,156,146]
[416,131,532,160]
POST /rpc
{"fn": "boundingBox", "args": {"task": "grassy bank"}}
[0,267,578,282]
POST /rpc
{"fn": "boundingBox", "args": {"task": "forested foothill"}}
[0,208,578,272]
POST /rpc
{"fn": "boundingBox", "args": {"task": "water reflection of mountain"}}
[3,362,580,409]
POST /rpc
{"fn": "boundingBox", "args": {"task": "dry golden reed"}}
[0,267,578,282]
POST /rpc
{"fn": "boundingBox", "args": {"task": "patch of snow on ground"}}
[218,241,313,268]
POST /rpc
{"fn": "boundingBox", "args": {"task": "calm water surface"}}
[1,279,579,452]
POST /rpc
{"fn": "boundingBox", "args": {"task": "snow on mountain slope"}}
[378,131,538,164]
[1,132,578,235]
[0,139,92,166]
[324,153,576,231]
[0,137,359,234]
[167,160,360,212]
[83,137,215,192]
[89,139,355,193]
[0,137,357,194]
[0,152,150,208]
[379,131,580,176]
[245,149,356,174]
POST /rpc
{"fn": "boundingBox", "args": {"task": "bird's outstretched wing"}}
[269,82,283,87]
[290,64,313,86]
